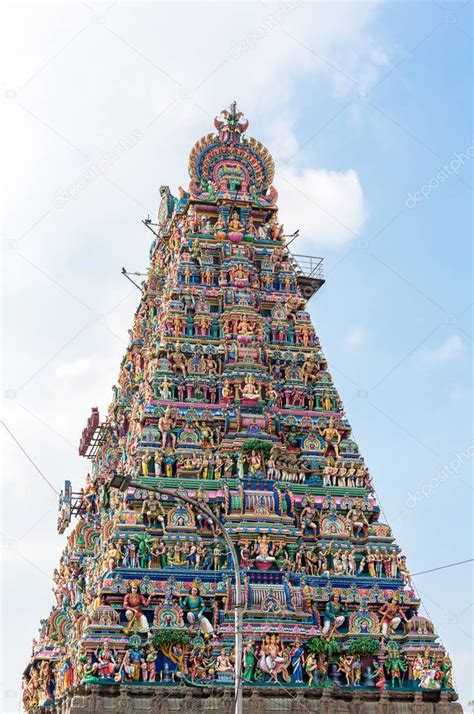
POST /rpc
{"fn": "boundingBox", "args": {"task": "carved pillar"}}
[240,207,251,232]
[182,691,194,714]
[321,688,336,714]
[220,205,231,227]
[414,692,428,714]
[377,691,390,714]
[351,695,362,714]
[117,687,129,713]
[247,689,263,714]
[291,693,304,714]
[221,689,234,714]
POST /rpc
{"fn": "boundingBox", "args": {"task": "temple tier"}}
[23,103,458,712]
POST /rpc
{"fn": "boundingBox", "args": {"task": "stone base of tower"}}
[41,684,463,714]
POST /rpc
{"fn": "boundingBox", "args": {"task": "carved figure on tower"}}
[123,581,151,634]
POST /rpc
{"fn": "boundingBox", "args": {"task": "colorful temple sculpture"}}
[23,103,461,713]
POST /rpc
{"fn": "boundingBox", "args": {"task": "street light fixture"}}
[109,472,131,492]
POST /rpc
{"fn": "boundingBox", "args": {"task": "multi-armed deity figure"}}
[22,103,459,712]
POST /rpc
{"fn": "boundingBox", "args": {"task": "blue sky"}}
[2,1,472,710]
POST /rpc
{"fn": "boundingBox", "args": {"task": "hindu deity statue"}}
[216,648,234,676]
[227,211,244,243]
[241,639,255,681]
[290,639,305,683]
[236,315,254,342]
[158,406,176,449]
[299,496,319,540]
[123,581,151,634]
[302,353,320,385]
[384,642,408,688]
[378,593,410,638]
[258,635,290,683]
[346,500,369,539]
[180,582,214,639]
[322,590,349,636]
[241,374,261,402]
[119,637,147,682]
[254,535,276,568]
[141,492,167,532]
[318,416,342,459]
[95,640,117,679]
[145,642,157,682]
[221,380,233,404]
[304,652,319,686]
[247,449,264,477]
[214,214,226,240]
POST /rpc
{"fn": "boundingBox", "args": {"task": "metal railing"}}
[288,253,324,280]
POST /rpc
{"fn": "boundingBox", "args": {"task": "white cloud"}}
[346,326,368,349]
[277,166,367,247]
[419,335,464,364]
[266,113,299,162]
[55,356,92,378]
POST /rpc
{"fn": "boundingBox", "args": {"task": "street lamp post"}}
[110,474,243,714]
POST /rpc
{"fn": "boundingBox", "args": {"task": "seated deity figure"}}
[216,648,234,674]
[186,208,199,234]
[268,215,284,242]
[255,535,276,566]
[104,541,122,573]
[123,581,151,634]
[228,211,244,232]
[95,640,117,679]
[236,315,253,342]
[322,590,349,636]
[241,374,261,403]
[214,214,226,240]
[180,583,214,639]
[194,491,216,535]
[80,474,98,514]
[141,492,167,532]
[247,449,264,477]
[245,215,258,237]
[228,211,244,244]
[171,351,187,378]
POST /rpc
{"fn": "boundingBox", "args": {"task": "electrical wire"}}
[412,558,473,577]
[1,420,59,495]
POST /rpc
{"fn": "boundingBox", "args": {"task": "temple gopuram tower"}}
[23,103,461,714]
